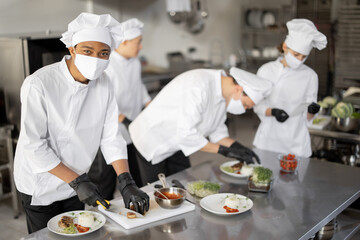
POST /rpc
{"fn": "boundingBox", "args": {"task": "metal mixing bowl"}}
[154,187,186,209]
[331,117,359,132]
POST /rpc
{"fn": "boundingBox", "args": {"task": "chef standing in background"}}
[253,19,326,157]
[129,67,272,185]
[89,18,150,197]
[13,13,149,234]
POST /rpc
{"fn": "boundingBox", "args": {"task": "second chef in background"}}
[89,18,150,197]
[253,19,327,157]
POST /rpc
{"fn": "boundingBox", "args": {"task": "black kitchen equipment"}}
[0,88,9,125]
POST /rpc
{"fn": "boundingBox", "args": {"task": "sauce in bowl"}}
[157,192,183,200]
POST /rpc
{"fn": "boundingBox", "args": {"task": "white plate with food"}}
[47,210,106,236]
[220,160,256,178]
[200,193,253,216]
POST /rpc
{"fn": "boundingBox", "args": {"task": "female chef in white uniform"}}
[253,19,327,157]
[89,18,150,197]
[14,13,149,234]
[129,67,272,184]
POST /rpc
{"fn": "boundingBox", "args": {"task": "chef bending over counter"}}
[129,67,272,185]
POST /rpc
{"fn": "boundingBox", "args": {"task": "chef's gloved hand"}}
[69,173,109,208]
[230,141,261,164]
[218,145,255,164]
[308,102,320,114]
[118,172,149,215]
[271,108,289,122]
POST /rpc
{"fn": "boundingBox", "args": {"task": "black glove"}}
[69,173,109,208]
[122,117,132,128]
[271,108,289,122]
[118,172,149,215]
[230,142,261,164]
[218,144,255,165]
[308,102,320,114]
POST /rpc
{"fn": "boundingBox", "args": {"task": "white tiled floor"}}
[0,198,27,240]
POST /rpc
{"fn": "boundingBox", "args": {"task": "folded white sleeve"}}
[208,123,229,143]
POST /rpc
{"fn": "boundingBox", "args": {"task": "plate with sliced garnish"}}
[220,160,257,178]
[200,193,253,216]
[47,210,105,236]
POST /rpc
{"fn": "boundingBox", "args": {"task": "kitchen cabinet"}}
[334,0,360,90]
[296,0,333,97]
[0,124,19,218]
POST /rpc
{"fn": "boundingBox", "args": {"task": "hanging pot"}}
[186,0,207,34]
[168,11,187,24]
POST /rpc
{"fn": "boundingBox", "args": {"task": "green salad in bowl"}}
[186,181,220,198]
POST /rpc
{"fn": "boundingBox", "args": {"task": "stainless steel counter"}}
[23,149,360,240]
[309,127,360,144]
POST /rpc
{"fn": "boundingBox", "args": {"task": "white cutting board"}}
[98,192,195,229]
[308,115,332,130]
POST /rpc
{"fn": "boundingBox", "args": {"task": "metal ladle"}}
[148,182,169,200]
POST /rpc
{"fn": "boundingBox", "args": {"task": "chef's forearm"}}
[265,108,272,116]
[217,137,235,147]
[200,142,220,153]
[118,114,126,123]
[111,159,129,176]
[144,100,151,107]
[48,162,79,183]
[307,113,314,121]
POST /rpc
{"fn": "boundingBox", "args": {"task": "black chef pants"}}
[20,193,84,234]
[89,144,143,200]
[135,148,191,185]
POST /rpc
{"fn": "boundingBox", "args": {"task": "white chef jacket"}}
[14,56,127,206]
[253,57,318,157]
[105,52,151,144]
[129,69,229,164]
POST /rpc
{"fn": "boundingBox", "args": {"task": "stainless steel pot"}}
[331,117,359,132]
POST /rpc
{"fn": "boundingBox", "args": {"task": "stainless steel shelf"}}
[0,124,20,218]
[309,128,360,144]
[0,163,10,171]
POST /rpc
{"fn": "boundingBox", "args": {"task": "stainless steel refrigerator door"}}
[0,38,27,129]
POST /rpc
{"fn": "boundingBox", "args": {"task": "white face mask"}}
[227,96,246,115]
[74,52,109,80]
[284,52,307,69]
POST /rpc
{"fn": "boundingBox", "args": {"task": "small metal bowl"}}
[154,187,186,209]
[331,117,359,132]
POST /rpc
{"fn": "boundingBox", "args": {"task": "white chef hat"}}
[230,67,272,104]
[60,12,124,49]
[121,18,144,41]
[285,18,327,55]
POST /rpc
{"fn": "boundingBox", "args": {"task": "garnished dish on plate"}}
[200,193,253,215]
[220,160,255,178]
[47,210,105,236]
[279,153,298,172]
[248,166,273,193]
[186,180,220,198]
